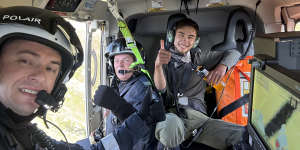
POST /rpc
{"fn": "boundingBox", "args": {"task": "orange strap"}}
[235,66,250,82]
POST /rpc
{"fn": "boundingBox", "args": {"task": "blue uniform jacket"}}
[76,113,150,150]
[106,74,159,150]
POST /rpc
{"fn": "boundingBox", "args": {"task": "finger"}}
[160,49,171,58]
[206,73,212,83]
[208,72,217,85]
[161,56,171,64]
[158,50,171,59]
[159,53,170,60]
[211,73,218,85]
[214,74,220,85]
[215,74,222,84]
[160,39,165,50]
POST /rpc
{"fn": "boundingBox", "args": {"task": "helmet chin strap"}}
[118,70,133,75]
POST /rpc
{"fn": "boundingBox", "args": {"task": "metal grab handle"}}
[91,50,98,86]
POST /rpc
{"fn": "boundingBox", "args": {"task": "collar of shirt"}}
[170,47,191,68]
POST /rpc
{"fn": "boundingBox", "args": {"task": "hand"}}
[155,40,171,68]
[94,85,119,110]
[138,87,166,125]
[89,127,104,144]
[206,64,227,85]
[94,85,136,122]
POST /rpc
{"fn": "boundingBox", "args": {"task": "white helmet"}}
[0,6,83,112]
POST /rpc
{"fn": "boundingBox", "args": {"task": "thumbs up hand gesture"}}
[155,40,172,68]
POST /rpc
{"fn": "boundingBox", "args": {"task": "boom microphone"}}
[118,70,133,75]
[35,90,58,109]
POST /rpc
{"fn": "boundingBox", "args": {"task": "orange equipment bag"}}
[215,56,253,126]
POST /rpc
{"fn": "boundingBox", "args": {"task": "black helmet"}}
[106,38,134,59]
[0,6,83,111]
[105,38,144,78]
[105,38,144,61]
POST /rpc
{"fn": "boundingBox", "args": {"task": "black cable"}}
[182,67,235,148]
[180,0,183,13]
[242,0,261,58]
[196,0,199,14]
[40,113,71,150]
[31,124,56,150]
[180,0,191,15]
[45,119,71,150]
[184,0,190,15]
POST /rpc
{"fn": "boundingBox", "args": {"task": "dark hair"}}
[0,39,16,57]
[175,18,199,34]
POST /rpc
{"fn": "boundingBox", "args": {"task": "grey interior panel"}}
[128,6,251,76]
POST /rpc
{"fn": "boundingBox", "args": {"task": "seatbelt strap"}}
[218,94,249,119]
[168,63,180,108]
[178,62,193,94]
[166,52,198,117]
[235,66,251,81]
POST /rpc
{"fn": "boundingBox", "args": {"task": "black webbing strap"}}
[178,62,193,94]
[218,94,249,119]
[167,60,193,118]
[167,62,180,111]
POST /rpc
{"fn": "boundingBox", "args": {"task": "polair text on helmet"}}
[2,15,41,24]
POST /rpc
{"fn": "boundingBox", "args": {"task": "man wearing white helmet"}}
[0,6,164,150]
[93,38,166,150]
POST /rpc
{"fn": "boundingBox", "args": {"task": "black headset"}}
[165,13,200,50]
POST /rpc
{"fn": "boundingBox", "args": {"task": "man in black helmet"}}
[93,38,166,150]
[0,6,165,150]
[154,14,249,150]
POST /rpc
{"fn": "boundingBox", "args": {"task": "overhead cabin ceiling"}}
[0,0,299,21]
[1,0,300,34]
[128,7,242,36]
[0,0,32,7]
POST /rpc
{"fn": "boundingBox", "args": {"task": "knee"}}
[155,113,185,148]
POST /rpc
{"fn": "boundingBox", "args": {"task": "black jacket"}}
[0,101,153,150]
[0,102,84,150]
[0,102,36,150]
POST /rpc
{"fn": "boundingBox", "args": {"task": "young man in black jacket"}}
[154,14,248,150]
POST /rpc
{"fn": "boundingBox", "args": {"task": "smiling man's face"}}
[0,39,61,116]
[174,25,197,54]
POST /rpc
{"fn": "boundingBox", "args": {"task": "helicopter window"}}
[31,19,87,143]
[295,21,300,31]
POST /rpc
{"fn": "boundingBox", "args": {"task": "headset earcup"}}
[167,30,174,43]
[51,83,67,111]
[193,37,200,48]
[165,30,175,49]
